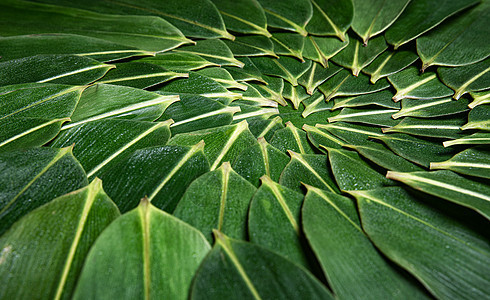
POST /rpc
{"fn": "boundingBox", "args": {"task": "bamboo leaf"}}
[430,147,490,179]
[389,67,453,101]
[73,199,211,300]
[303,186,430,300]
[438,58,490,99]
[385,0,480,49]
[0,179,120,300]
[306,0,353,40]
[258,0,313,35]
[350,187,490,299]
[191,232,333,299]
[174,162,256,242]
[0,147,88,235]
[211,0,270,36]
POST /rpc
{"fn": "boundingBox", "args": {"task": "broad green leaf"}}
[417,1,490,70]
[319,69,390,101]
[251,76,287,105]
[227,57,267,84]
[430,147,490,179]
[168,121,256,171]
[196,67,247,91]
[0,179,119,300]
[159,94,239,134]
[438,58,490,99]
[305,37,348,68]
[316,122,385,145]
[257,0,313,36]
[302,92,332,117]
[443,132,490,147]
[389,67,453,101]
[303,187,430,300]
[73,199,211,300]
[332,90,400,110]
[280,151,339,193]
[64,84,179,129]
[223,35,276,58]
[249,176,311,268]
[251,56,312,86]
[271,33,305,61]
[469,90,490,108]
[174,162,256,242]
[352,0,411,44]
[99,143,210,213]
[191,232,333,299]
[363,50,419,83]
[96,62,187,89]
[52,119,172,179]
[0,0,192,52]
[393,97,469,119]
[0,55,113,86]
[298,62,342,94]
[157,72,241,104]
[387,170,490,219]
[328,107,399,127]
[277,102,337,127]
[303,124,345,150]
[385,0,480,49]
[270,121,315,154]
[325,147,394,190]
[247,116,285,140]
[0,34,153,62]
[233,137,290,186]
[236,83,279,107]
[306,0,353,41]
[382,116,466,139]
[211,0,270,36]
[344,143,424,172]
[282,82,310,109]
[0,147,87,235]
[139,53,218,72]
[350,187,490,299]
[174,39,244,67]
[373,133,455,167]
[231,104,279,123]
[0,83,83,151]
[331,35,388,76]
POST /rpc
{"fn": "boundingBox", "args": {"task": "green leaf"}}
[270,121,315,154]
[316,122,385,145]
[306,0,353,41]
[331,35,388,76]
[319,69,390,101]
[251,56,312,86]
[350,187,490,299]
[251,76,287,105]
[303,186,430,300]
[393,97,469,119]
[174,162,256,242]
[190,231,333,299]
[271,33,305,61]
[236,83,279,107]
[223,35,276,58]
[417,1,490,70]
[385,0,480,49]
[0,179,119,300]
[430,147,490,179]
[52,119,172,179]
[99,143,210,213]
[0,0,192,52]
[325,147,394,190]
[0,83,83,151]
[169,121,257,171]
[233,137,289,186]
[174,39,244,68]
[96,62,187,89]
[443,132,490,147]
[351,0,411,44]
[332,90,400,110]
[328,107,399,127]
[282,82,310,109]
[280,151,339,193]
[438,58,490,99]
[387,170,490,219]
[211,0,270,36]
[73,199,211,300]
[303,35,349,67]
[139,53,218,72]
[302,92,333,117]
[0,55,113,86]
[382,116,466,139]
[249,176,311,268]
[363,50,419,83]
[0,34,153,62]
[0,147,88,235]
[247,116,285,140]
[388,67,453,101]
[257,0,313,36]
[298,62,342,94]
[303,124,345,150]
[373,133,455,167]
[196,67,247,91]
[64,84,178,128]
[469,90,490,108]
